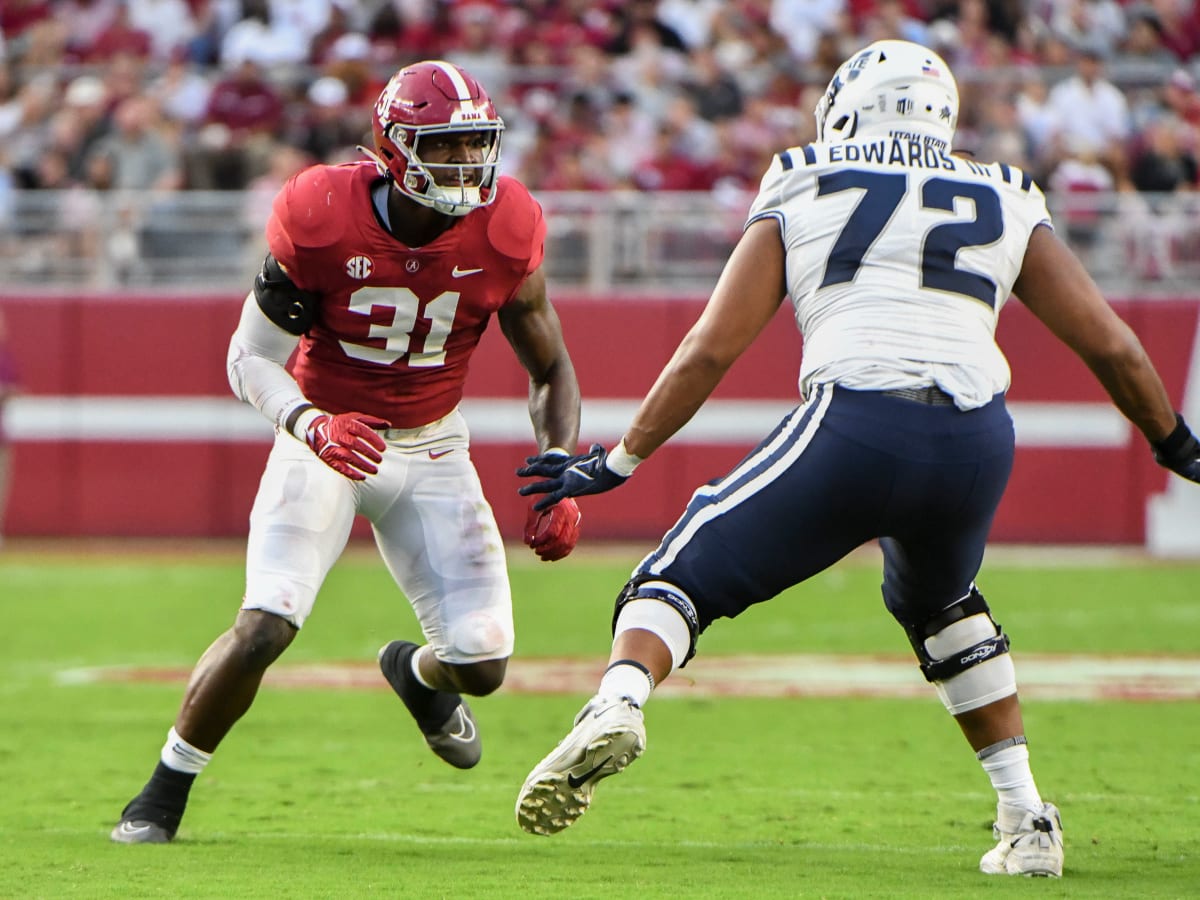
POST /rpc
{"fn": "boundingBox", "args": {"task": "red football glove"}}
[523,497,582,562]
[304,411,390,480]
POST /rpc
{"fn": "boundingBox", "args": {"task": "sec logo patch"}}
[345,255,373,279]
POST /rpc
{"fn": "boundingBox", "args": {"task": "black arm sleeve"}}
[253,253,320,335]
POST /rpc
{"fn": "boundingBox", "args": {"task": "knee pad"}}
[444,610,510,663]
[612,575,699,668]
[906,587,1016,715]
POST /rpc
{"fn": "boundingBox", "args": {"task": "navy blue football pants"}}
[634,382,1015,637]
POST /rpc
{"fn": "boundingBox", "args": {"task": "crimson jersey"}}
[266,162,545,427]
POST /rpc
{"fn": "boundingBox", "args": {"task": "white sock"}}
[160,726,212,775]
[979,743,1042,813]
[598,661,654,708]
[410,645,436,689]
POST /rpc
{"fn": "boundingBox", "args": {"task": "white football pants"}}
[241,408,514,664]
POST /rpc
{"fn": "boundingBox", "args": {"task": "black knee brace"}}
[902,587,1011,683]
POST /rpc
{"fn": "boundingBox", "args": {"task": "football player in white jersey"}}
[512,41,1200,877]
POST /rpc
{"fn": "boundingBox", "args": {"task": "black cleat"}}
[110,762,195,844]
[110,819,174,844]
[378,640,481,769]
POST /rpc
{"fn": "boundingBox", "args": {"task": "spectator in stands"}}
[0,0,53,42]
[769,0,848,65]
[97,51,147,111]
[936,0,998,68]
[318,32,385,107]
[60,75,113,182]
[1044,0,1126,60]
[1047,134,1116,247]
[86,95,181,191]
[656,0,723,51]
[58,0,121,60]
[859,0,930,45]
[538,135,615,192]
[601,91,656,185]
[1113,3,1176,78]
[706,0,768,83]
[291,75,362,164]
[182,0,240,66]
[364,0,445,60]
[1129,115,1198,193]
[662,91,721,165]
[444,2,513,101]
[2,0,1200,225]
[126,0,197,62]
[0,309,20,549]
[1044,40,1132,176]
[268,0,334,57]
[87,4,152,61]
[0,148,14,232]
[0,74,57,188]
[219,0,308,68]
[149,50,214,128]
[634,122,712,191]
[1150,0,1200,63]
[562,42,622,121]
[192,56,284,188]
[239,140,309,259]
[974,92,1034,169]
[1163,67,1200,127]
[685,46,744,122]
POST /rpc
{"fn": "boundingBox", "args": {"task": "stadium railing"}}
[2,188,1199,297]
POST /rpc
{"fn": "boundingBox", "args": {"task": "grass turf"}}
[1,542,1197,898]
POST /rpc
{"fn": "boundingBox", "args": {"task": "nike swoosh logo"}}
[446,707,476,743]
[451,266,483,278]
[116,821,154,837]
[429,448,454,459]
[567,754,613,789]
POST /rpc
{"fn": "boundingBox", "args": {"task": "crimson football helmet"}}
[367,59,504,216]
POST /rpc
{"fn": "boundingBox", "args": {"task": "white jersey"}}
[747,135,1052,410]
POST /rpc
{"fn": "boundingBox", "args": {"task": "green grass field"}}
[1,541,1198,899]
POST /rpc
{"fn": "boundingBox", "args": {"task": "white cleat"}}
[980,802,1064,877]
[516,695,646,836]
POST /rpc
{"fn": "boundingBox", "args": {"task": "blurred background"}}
[0,0,1198,553]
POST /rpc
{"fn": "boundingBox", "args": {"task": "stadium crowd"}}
[3,1,1200,193]
[3,0,1200,283]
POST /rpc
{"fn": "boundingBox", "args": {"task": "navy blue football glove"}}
[1152,414,1200,483]
[517,443,630,510]
[516,447,572,479]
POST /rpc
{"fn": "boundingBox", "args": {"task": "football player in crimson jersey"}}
[111,60,584,844]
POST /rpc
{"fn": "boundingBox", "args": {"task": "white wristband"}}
[290,406,323,441]
[605,438,643,477]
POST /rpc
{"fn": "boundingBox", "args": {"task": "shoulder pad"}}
[486,177,546,269]
[270,164,357,251]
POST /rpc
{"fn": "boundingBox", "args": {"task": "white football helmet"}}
[814,40,958,144]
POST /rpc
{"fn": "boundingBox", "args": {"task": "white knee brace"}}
[924,611,1017,715]
[613,584,696,673]
[910,588,1017,716]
